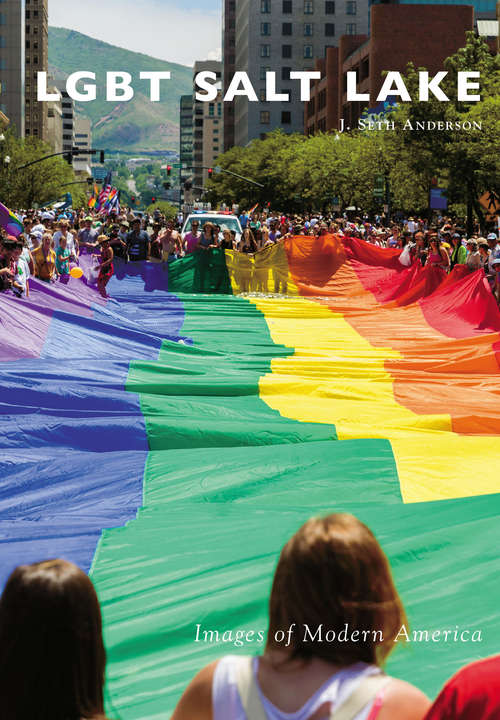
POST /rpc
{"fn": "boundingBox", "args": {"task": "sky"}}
[49,0,222,68]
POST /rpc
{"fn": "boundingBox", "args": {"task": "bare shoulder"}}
[377,677,431,720]
[170,660,218,720]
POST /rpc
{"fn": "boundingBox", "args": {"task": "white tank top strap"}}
[212,655,392,720]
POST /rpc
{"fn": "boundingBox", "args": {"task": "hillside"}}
[48,27,192,152]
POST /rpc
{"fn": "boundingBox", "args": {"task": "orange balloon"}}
[70,266,84,279]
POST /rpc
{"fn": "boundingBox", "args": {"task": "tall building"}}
[233,0,370,147]
[370,0,497,20]
[0,0,25,136]
[305,4,475,133]
[61,90,75,154]
[72,116,92,176]
[46,85,63,153]
[192,60,223,191]
[222,0,236,151]
[25,0,48,142]
[179,94,194,207]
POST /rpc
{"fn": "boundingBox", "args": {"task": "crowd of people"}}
[0,205,499,301]
[1,514,498,720]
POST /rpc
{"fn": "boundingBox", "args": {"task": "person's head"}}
[85,216,93,230]
[191,220,199,234]
[267,513,407,667]
[467,239,478,253]
[479,242,489,258]
[120,221,129,232]
[59,219,69,234]
[131,218,141,232]
[98,234,110,248]
[59,234,67,249]
[42,232,52,251]
[487,233,497,249]
[222,228,231,241]
[23,218,32,233]
[203,222,214,238]
[0,559,106,720]
[12,243,23,261]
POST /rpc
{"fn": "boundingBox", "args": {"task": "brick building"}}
[305,4,474,134]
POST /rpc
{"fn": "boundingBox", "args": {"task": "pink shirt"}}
[184,232,200,254]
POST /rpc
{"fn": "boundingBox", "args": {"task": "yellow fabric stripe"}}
[225,246,299,296]
[251,296,499,504]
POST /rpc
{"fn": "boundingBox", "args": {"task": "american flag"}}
[96,172,112,212]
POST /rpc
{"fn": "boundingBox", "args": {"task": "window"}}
[304,0,313,13]
[282,0,292,11]
[281,111,291,124]
[261,0,271,12]
[281,66,291,80]
[209,103,215,116]
[260,65,271,80]
[304,23,313,36]
[346,0,356,14]
[325,0,335,12]
[325,22,335,36]
[260,44,270,57]
[261,22,271,35]
[346,22,356,34]
[260,111,271,124]
[282,22,292,35]
[282,44,292,58]
[304,45,313,58]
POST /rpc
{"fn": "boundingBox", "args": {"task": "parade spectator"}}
[55,234,71,278]
[449,234,466,269]
[33,233,57,282]
[184,220,201,255]
[424,655,500,720]
[0,559,109,720]
[238,228,258,254]
[53,219,78,261]
[0,237,15,291]
[78,216,99,254]
[220,228,235,250]
[96,235,114,298]
[171,513,431,720]
[126,218,150,261]
[427,237,450,271]
[478,241,490,270]
[160,221,182,261]
[466,240,481,272]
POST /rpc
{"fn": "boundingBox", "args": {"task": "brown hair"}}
[267,514,407,667]
[0,559,107,720]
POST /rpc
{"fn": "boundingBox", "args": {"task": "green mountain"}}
[48,27,192,152]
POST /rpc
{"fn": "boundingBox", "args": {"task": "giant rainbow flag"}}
[1,235,499,719]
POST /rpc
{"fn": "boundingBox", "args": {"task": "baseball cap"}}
[487,233,497,241]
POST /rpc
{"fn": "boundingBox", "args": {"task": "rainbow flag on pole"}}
[0,200,23,236]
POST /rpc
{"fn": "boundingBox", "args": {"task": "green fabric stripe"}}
[90,293,495,719]
[167,252,233,294]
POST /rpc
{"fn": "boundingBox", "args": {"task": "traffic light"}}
[184,181,192,191]
[63,152,73,164]
[167,165,172,177]
[152,197,156,204]
[100,151,105,164]
[163,182,171,190]
[131,196,135,203]
[207,168,213,179]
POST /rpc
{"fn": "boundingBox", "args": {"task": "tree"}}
[0,129,86,209]
[146,200,177,219]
